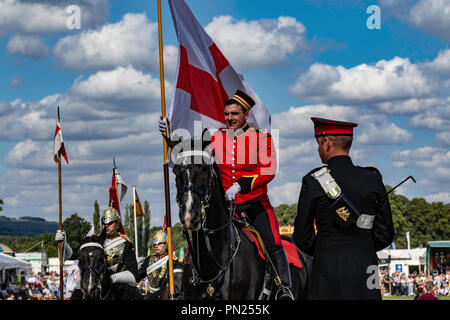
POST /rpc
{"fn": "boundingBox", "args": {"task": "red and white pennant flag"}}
[168,0,271,135]
[53,120,68,164]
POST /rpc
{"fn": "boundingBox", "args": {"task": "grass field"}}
[382,296,450,300]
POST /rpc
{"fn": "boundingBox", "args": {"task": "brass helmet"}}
[152,230,168,255]
[101,206,120,225]
[101,206,121,237]
[153,230,168,245]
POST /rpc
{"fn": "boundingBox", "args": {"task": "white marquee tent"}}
[0,253,32,284]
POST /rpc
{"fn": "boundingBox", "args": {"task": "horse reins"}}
[79,242,111,300]
[176,152,241,295]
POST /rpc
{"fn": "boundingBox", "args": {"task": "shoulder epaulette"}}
[249,127,268,133]
[119,233,131,242]
[306,166,327,177]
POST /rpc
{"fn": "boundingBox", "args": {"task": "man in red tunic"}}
[159,90,293,300]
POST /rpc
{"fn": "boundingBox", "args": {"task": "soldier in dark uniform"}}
[55,206,138,285]
[135,229,183,299]
[293,117,395,300]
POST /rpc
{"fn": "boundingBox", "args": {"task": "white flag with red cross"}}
[168,0,271,136]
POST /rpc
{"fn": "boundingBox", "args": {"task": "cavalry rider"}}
[159,90,294,300]
[135,229,183,299]
[55,206,138,285]
[293,117,395,299]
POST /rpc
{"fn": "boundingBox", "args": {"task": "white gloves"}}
[225,182,241,201]
[158,117,172,137]
[111,271,136,284]
[55,230,73,263]
[55,229,66,242]
[158,117,167,133]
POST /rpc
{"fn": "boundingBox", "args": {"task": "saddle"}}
[233,209,302,269]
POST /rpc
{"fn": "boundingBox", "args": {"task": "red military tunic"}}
[209,123,277,204]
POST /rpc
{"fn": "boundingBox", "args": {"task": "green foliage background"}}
[1,188,448,258]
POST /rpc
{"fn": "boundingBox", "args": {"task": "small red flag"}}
[53,121,68,164]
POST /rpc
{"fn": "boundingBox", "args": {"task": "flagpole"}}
[57,107,64,300]
[133,186,139,261]
[157,0,175,300]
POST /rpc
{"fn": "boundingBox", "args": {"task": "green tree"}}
[39,232,58,257]
[62,213,91,249]
[93,200,100,234]
[274,203,297,226]
[137,211,144,255]
[143,200,151,256]
[0,199,3,212]
[124,204,132,236]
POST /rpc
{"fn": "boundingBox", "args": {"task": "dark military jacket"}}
[293,155,395,300]
[70,234,138,279]
[136,254,183,298]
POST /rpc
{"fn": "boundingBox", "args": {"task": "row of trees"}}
[1,188,448,257]
[273,185,450,249]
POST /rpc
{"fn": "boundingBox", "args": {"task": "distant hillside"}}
[0,216,58,235]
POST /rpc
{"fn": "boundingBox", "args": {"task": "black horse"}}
[72,230,145,300]
[169,136,311,299]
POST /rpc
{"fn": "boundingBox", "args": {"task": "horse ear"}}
[163,133,181,150]
[202,128,212,150]
[99,227,107,243]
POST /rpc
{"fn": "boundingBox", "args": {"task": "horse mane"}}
[80,235,103,246]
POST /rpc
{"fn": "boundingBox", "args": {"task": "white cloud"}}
[436,131,450,147]
[422,49,450,76]
[205,15,308,71]
[7,35,49,60]
[269,182,301,206]
[356,119,413,145]
[409,0,450,41]
[424,192,450,204]
[0,0,108,35]
[408,97,450,131]
[389,146,450,202]
[289,57,435,105]
[272,104,358,140]
[380,0,450,41]
[53,13,178,75]
[273,104,412,146]
[69,65,167,109]
[391,146,450,169]
[373,98,441,115]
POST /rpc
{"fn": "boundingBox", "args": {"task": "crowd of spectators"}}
[380,269,450,299]
[0,270,71,300]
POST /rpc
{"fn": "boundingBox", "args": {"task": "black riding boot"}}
[270,248,294,300]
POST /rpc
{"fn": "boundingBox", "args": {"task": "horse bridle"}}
[175,151,241,293]
[79,242,110,300]
[175,151,216,219]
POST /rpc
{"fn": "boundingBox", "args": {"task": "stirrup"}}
[276,286,294,300]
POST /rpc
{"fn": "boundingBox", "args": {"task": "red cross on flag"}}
[168,0,271,135]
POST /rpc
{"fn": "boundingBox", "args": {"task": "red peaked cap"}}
[311,117,358,138]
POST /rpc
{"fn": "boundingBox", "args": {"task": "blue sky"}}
[0,0,448,228]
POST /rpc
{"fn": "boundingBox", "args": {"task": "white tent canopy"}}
[0,253,32,271]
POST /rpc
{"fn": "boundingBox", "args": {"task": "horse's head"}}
[169,132,216,231]
[78,228,107,300]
